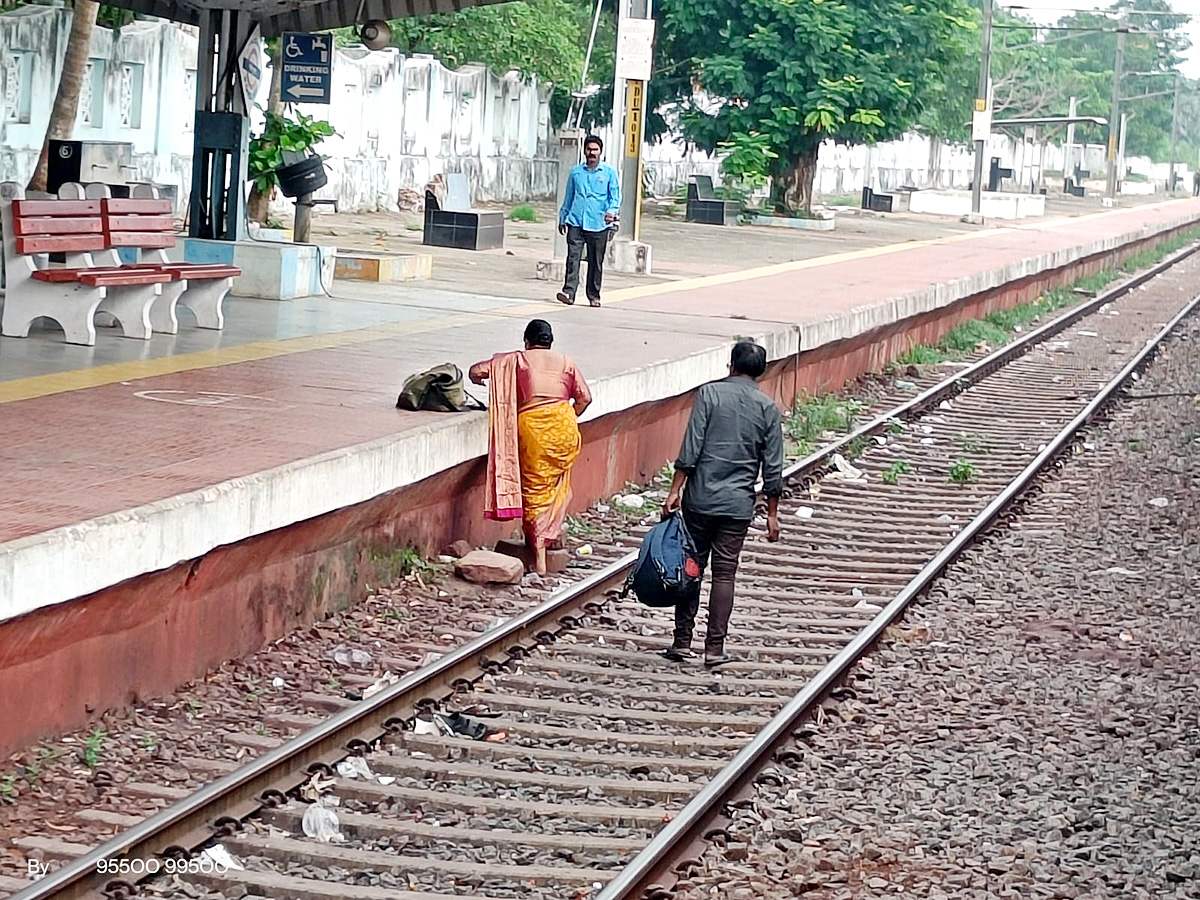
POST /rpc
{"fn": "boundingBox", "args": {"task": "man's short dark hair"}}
[730,340,767,378]
[584,134,603,151]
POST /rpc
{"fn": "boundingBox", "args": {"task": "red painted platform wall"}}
[0,226,1187,754]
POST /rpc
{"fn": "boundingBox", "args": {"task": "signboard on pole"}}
[971,107,992,143]
[625,80,644,157]
[615,18,655,82]
[281,32,333,104]
[236,28,263,110]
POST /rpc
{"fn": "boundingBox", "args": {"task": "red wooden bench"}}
[101,197,239,333]
[1,195,171,345]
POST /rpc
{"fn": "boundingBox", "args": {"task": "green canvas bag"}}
[396,363,485,412]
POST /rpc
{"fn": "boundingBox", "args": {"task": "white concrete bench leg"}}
[96,284,161,341]
[2,282,105,346]
[150,280,186,334]
[179,277,230,330]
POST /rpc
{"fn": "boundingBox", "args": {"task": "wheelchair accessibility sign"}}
[281,32,333,104]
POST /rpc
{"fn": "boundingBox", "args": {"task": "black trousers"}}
[563,225,610,303]
[673,510,751,655]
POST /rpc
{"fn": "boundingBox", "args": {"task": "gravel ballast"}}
[673,316,1200,899]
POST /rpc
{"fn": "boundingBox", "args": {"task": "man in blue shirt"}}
[557,135,620,308]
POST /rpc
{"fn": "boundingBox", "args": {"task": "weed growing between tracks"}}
[784,227,1200,458]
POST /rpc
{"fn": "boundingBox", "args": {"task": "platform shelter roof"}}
[101,0,497,37]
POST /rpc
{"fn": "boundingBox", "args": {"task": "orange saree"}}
[483,350,585,549]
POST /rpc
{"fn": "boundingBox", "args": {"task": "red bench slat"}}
[104,215,175,232]
[12,200,101,216]
[14,216,103,236]
[78,271,172,287]
[106,232,176,249]
[31,267,116,283]
[15,235,106,254]
[101,199,172,215]
[154,264,241,279]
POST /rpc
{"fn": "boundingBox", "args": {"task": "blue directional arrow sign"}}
[280,32,333,105]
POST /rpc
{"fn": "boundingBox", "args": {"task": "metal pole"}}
[614,0,651,242]
[970,0,993,216]
[294,192,312,244]
[1117,112,1129,194]
[1106,24,1126,201]
[1169,73,1181,193]
[1063,96,1077,193]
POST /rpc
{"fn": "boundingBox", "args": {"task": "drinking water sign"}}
[281,32,333,104]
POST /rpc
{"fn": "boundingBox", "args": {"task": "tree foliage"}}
[336,0,601,125]
[652,0,972,212]
[923,0,1195,164]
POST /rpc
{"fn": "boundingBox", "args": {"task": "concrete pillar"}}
[608,0,652,275]
[536,127,583,282]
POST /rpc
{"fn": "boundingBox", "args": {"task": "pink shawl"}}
[484,351,523,520]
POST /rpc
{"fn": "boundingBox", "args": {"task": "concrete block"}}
[748,214,835,231]
[909,190,1045,221]
[608,239,652,275]
[179,238,337,300]
[535,259,565,282]
[335,251,433,283]
[455,550,524,585]
[494,538,569,574]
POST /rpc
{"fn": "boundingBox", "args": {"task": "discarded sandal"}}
[434,711,507,742]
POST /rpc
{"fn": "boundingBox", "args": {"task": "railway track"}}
[12,241,1200,900]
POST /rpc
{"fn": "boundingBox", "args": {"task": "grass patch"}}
[882,459,912,485]
[890,227,1200,370]
[956,432,988,453]
[949,458,977,485]
[369,546,444,587]
[897,345,952,366]
[509,205,538,222]
[566,515,600,540]
[940,318,1011,354]
[785,395,865,456]
[83,727,106,768]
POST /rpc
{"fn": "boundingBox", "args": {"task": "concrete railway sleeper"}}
[10,241,1200,900]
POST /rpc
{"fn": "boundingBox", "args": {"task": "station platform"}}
[2,197,1198,751]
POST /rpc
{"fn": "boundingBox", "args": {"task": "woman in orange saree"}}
[469,319,592,575]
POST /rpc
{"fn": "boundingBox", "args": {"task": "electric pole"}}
[1106,22,1127,201]
[1169,72,1181,193]
[970,0,994,217]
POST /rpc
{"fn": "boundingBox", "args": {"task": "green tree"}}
[336,0,599,125]
[923,0,1193,163]
[1055,0,1189,161]
[654,0,972,213]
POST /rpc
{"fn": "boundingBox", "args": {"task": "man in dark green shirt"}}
[663,341,784,667]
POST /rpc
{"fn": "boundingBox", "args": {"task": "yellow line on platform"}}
[0,228,1000,406]
[0,199,1192,406]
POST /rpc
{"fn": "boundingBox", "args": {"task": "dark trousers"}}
[673,510,751,655]
[563,225,610,302]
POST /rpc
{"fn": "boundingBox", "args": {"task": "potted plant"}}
[248,110,337,215]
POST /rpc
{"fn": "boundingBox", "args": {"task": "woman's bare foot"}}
[535,546,548,576]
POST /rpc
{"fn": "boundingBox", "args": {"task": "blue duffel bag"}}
[621,512,701,608]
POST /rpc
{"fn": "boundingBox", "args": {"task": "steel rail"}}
[596,297,1200,899]
[780,238,1200,484]
[12,237,1198,900]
